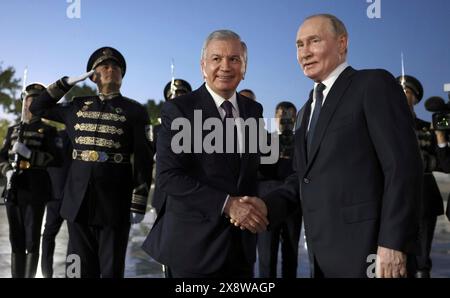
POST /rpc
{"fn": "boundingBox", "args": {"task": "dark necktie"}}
[307,83,326,158]
[221,101,241,177]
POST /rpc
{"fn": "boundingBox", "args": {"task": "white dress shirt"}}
[307,62,349,131]
[205,83,243,154]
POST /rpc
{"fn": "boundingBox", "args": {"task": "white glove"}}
[130,212,145,224]
[65,70,95,86]
[12,142,32,159]
[5,170,13,186]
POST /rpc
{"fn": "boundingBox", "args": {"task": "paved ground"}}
[0,174,449,278]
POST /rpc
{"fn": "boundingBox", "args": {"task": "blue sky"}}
[1,0,449,120]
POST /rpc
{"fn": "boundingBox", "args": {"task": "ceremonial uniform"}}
[29,47,153,277]
[397,75,444,277]
[1,83,59,278]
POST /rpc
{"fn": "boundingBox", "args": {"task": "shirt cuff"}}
[221,194,230,215]
[438,142,448,148]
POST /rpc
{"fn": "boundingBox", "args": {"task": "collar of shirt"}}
[307,62,348,131]
[312,61,349,106]
[205,83,239,119]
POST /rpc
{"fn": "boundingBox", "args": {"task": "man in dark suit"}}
[142,30,268,278]
[29,47,153,277]
[396,75,444,278]
[239,14,423,278]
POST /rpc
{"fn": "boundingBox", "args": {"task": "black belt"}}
[72,149,130,164]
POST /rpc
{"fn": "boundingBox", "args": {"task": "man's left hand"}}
[376,246,407,278]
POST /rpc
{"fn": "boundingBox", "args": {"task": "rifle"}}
[3,67,29,204]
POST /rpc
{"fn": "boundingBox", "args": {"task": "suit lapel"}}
[298,92,313,168]
[198,84,222,120]
[236,94,250,188]
[306,66,356,171]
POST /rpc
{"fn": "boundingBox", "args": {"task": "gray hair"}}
[201,29,248,64]
[305,14,348,38]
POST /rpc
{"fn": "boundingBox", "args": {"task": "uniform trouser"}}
[66,222,130,278]
[6,201,46,278]
[6,202,46,254]
[41,200,64,278]
[415,215,438,273]
[257,211,302,278]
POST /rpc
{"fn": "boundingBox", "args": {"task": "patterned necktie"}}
[221,100,234,120]
[307,83,326,158]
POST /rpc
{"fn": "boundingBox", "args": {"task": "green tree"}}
[0,119,10,146]
[145,99,164,125]
[0,64,22,119]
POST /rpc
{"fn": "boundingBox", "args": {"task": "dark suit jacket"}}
[263,67,423,277]
[142,84,263,275]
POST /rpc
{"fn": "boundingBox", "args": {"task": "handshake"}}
[223,196,268,233]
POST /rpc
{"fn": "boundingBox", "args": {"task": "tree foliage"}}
[0,64,22,119]
[145,99,164,125]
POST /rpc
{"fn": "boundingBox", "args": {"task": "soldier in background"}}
[257,101,302,278]
[0,83,59,278]
[151,78,192,213]
[150,79,192,154]
[397,75,445,278]
[238,89,256,101]
[41,127,72,278]
[29,47,153,278]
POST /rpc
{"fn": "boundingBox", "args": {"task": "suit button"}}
[303,178,310,184]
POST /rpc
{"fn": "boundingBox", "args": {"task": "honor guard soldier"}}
[0,83,59,278]
[151,79,192,155]
[397,75,445,278]
[163,78,192,102]
[41,127,72,278]
[29,47,154,278]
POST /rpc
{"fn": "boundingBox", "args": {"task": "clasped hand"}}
[224,196,268,233]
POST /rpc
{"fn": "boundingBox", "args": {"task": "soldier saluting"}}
[0,83,59,278]
[29,47,153,278]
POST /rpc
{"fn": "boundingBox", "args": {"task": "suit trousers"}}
[171,229,253,278]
